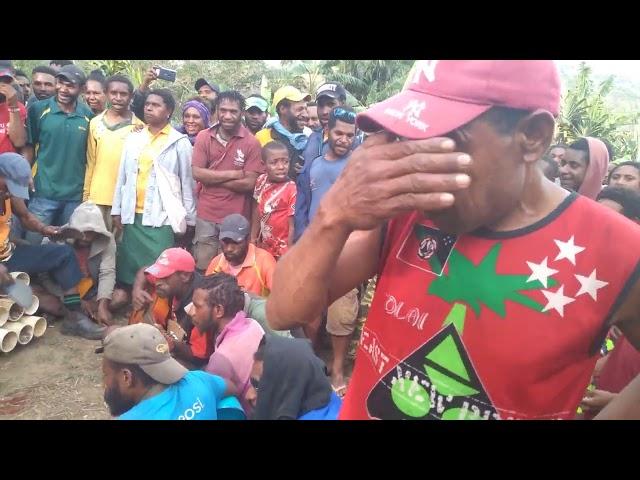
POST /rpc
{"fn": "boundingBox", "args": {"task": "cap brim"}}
[245,103,267,112]
[56,73,79,85]
[145,263,176,279]
[316,91,341,101]
[357,89,492,140]
[285,93,311,103]
[5,179,29,200]
[140,357,188,385]
[219,231,245,242]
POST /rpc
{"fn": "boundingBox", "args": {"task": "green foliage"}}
[557,62,640,161]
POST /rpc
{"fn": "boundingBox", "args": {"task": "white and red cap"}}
[145,248,195,279]
[357,60,561,139]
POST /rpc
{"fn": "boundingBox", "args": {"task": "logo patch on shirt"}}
[234,149,245,167]
[397,224,457,276]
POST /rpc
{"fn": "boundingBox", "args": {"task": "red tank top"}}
[340,194,640,420]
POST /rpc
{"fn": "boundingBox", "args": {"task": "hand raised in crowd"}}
[132,285,153,311]
[0,83,19,108]
[317,132,472,232]
[140,66,159,91]
[294,162,304,175]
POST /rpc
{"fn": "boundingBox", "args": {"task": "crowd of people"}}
[1,59,640,420]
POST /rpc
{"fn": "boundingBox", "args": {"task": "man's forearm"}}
[267,207,351,330]
[595,374,640,420]
[22,145,34,164]
[193,167,243,186]
[220,177,257,193]
[132,267,149,292]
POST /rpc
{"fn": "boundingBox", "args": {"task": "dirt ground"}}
[0,319,111,420]
[0,279,374,420]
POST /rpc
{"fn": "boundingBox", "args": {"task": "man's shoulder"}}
[206,253,225,274]
[27,97,52,115]
[182,369,220,386]
[89,111,105,127]
[237,126,261,148]
[255,128,273,145]
[75,102,94,119]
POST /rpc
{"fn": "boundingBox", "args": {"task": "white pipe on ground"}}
[0,327,18,353]
[18,316,47,338]
[0,298,24,322]
[9,272,30,285]
[0,307,7,327]
[24,295,39,316]
[0,322,32,345]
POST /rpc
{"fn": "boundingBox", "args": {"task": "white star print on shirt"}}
[554,236,586,266]
[575,269,609,301]
[526,257,559,288]
[541,285,575,317]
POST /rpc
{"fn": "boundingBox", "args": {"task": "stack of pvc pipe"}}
[0,272,47,354]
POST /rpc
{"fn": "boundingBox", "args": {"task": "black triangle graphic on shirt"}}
[366,324,498,420]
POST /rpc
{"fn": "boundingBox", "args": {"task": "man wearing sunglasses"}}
[293,106,360,397]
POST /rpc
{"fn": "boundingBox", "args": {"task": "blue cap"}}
[0,153,31,200]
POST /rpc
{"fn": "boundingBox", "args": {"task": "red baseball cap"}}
[145,248,195,279]
[357,60,561,140]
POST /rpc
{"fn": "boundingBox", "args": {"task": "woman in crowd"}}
[112,88,195,287]
[85,70,107,115]
[176,97,211,145]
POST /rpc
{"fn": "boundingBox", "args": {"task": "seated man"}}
[35,201,123,325]
[190,273,265,416]
[205,213,276,296]
[131,248,290,370]
[0,152,104,339]
[98,323,244,420]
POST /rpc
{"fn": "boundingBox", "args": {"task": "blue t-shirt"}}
[298,392,343,420]
[119,371,233,420]
[308,153,350,221]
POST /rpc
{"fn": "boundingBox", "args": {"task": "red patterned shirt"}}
[253,174,296,259]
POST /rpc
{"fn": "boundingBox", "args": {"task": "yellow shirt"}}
[255,128,275,147]
[84,111,144,206]
[135,124,171,213]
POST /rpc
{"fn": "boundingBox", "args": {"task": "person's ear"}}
[516,109,555,165]
[121,368,134,388]
[213,304,225,319]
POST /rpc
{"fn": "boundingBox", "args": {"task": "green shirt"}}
[27,96,94,201]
